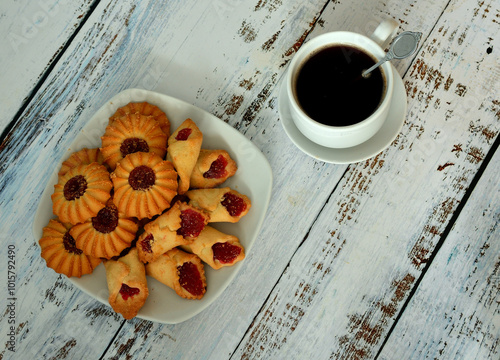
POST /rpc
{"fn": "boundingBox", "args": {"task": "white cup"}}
[285,20,399,148]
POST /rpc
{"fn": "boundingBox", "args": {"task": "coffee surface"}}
[295,45,385,126]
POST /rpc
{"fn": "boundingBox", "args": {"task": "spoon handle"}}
[362,52,394,78]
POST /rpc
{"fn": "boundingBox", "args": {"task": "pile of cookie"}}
[38,101,251,320]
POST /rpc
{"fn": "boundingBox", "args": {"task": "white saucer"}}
[279,65,407,164]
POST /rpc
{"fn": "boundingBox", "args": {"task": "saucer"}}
[278,65,407,164]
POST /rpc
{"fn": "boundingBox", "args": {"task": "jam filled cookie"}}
[167,118,203,194]
[186,187,251,223]
[146,248,206,300]
[189,149,237,189]
[58,148,106,177]
[109,101,171,138]
[104,248,149,320]
[176,201,210,240]
[137,201,210,263]
[52,162,113,225]
[111,152,178,219]
[39,219,102,278]
[137,201,185,264]
[70,198,139,259]
[181,226,245,269]
[101,113,167,170]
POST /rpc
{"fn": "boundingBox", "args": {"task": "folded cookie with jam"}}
[137,201,210,264]
[181,226,245,269]
[104,248,149,320]
[185,187,251,223]
[146,248,207,300]
[190,149,237,189]
[167,118,203,194]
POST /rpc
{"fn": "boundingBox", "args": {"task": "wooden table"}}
[1,0,498,359]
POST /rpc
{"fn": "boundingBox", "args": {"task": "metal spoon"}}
[362,31,422,78]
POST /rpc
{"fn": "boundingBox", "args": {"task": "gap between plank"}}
[0,0,102,148]
[227,1,336,357]
[374,133,500,359]
[99,320,127,360]
[229,167,350,359]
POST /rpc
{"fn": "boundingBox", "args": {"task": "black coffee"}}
[294,45,385,126]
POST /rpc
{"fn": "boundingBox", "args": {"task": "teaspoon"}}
[362,31,422,78]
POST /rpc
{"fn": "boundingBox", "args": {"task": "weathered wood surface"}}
[0,0,498,359]
[378,136,499,360]
[0,0,96,135]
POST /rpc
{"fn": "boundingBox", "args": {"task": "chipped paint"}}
[238,20,257,43]
[2,0,500,359]
[262,30,281,51]
[332,274,416,360]
[437,162,455,171]
[240,73,278,126]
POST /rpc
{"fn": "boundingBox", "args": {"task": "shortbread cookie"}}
[109,101,170,138]
[167,118,203,194]
[101,113,167,170]
[189,149,237,189]
[181,226,245,269]
[186,187,251,223]
[146,248,206,300]
[137,201,210,263]
[70,198,138,259]
[58,148,106,177]
[111,152,178,219]
[137,201,186,264]
[52,162,112,225]
[104,248,149,320]
[39,219,101,277]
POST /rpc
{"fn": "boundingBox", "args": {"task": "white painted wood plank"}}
[0,0,95,134]
[378,147,499,360]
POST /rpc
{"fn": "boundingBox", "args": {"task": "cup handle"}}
[370,19,399,49]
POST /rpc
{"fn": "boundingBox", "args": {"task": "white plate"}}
[279,65,407,164]
[32,88,273,324]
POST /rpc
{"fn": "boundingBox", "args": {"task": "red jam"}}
[120,137,149,157]
[221,192,247,216]
[203,155,228,179]
[140,233,154,253]
[178,262,204,296]
[175,128,192,141]
[92,204,119,233]
[63,175,87,200]
[177,209,206,238]
[119,283,140,300]
[62,232,83,255]
[212,242,241,264]
[129,165,156,190]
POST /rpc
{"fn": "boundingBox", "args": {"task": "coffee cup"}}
[285,20,399,148]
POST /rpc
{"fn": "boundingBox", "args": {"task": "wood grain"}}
[0,0,332,358]
[378,144,499,360]
[0,0,498,359]
[0,0,95,135]
[230,0,499,358]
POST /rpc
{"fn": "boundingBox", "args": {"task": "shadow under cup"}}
[287,33,394,149]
